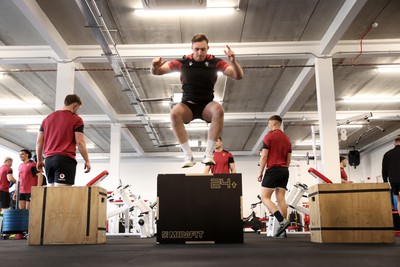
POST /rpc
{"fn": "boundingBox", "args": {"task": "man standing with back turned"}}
[257,115,292,238]
[36,94,91,186]
[382,137,400,208]
[151,33,243,168]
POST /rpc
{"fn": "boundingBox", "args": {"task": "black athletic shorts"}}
[45,155,77,185]
[19,193,31,202]
[0,190,11,208]
[182,101,211,122]
[390,182,400,196]
[261,166,289,190]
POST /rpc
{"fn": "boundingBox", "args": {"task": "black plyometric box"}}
[157,173,243,244]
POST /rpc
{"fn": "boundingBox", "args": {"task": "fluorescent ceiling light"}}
[26,125,40,133]
[0,73,8,79]
[170,122,209,131]
[171,93,222,104]
[0,100,43,109]
[77,154,108,160]
[295,140,320,146]
[337,124,363,129]
[377,66,400,73]
[134,8,236,16]
[173,93,182,103]
[342,97,400,104]
[86,143,96,149]
[186,126,209,131]
[189,140,206,147]
[165,72,181,77]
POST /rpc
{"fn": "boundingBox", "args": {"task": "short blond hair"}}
[4,156,12,163]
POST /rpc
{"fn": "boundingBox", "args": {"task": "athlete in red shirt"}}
[36,94,91,186]
[204,137,236,174]
[340,156,350,183]
[151,33,244,168]
[18,149,43,209]
[0,157,16,212]
[257,115,292,238]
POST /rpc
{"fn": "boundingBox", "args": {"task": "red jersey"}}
[211,150,235,174]
[40,110,84,160]
[262,129,292,169]
[19,160,39,194]
[0,164,13,192]
[340,167,348,182]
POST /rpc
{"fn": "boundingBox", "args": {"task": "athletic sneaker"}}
[274,218,290,238]
[201,155,215,166]
[182,156,196,168]
[273,231,287,239]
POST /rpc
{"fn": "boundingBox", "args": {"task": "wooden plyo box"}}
[309,183,394,243]
[157,173,243,244]
[28,186,107,245]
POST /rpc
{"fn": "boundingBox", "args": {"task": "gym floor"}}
[1,233,399,267]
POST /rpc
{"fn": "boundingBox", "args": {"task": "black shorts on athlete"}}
[182,101,211,122]
[19,193,31,202]
[45,155,77,185]
[262,166,289,190]
[0,190,11,209]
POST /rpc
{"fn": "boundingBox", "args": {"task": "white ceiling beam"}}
[0,110,398,126]
[75,70,118,122]
[319,0,368,54]
[70,39,400,60]
[1,39,400,64]
[0,46,58,64]
[121,127,145,156]
[12,0,69,59]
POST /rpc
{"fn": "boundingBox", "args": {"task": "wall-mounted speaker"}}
[348,150,360,167]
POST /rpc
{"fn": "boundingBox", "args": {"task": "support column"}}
[110,123,122,189]
[314,57,341,182]
[56,62,75,110]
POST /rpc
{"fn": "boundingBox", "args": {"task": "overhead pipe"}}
[75,0,161,146]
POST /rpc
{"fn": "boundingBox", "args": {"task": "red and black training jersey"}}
[0,164,13,192]
[211,150,235,174]
[262,129,292,169]
[40,110,84,160]
[18,160,39,194]
[168,54,230,103]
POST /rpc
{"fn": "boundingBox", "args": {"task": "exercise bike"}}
[243,195,268,233]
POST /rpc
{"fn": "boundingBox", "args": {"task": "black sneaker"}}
[274,219,290,238]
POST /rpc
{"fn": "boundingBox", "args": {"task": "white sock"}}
[180,142,193,157]
[205,139,216,157]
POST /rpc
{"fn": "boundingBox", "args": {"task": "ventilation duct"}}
[141,0,206,9]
